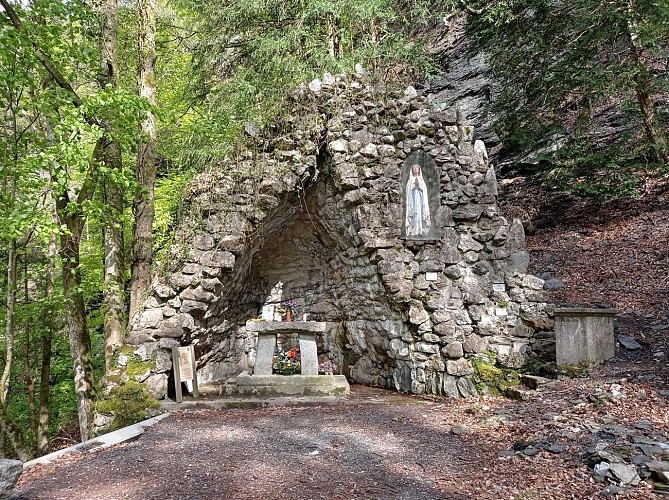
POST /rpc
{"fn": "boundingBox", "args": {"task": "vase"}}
[285,310,292,322]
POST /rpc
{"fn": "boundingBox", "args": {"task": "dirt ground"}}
[11,370,669,500]
[12,179,669,500]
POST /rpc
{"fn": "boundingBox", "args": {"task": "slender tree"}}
[129,0,157,324]
[97,0,126,371]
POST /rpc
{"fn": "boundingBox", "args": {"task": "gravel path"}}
[12,379,668,499]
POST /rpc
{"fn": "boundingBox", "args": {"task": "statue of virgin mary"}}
[405,163,431,237]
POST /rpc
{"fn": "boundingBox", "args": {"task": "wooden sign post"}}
[171,344,199,403]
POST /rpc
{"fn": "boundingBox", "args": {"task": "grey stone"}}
[463,334,488,353]
[608,463,640,486]
[451,424,470,435]
[255,333,277,376]
[443,375,460,398]
[200,278,222,292]
[154,285,176,299]
[145,373,168,400]
[137,309,163,329]
[555,308,617,367]
[199,250,235,270]
[0,459,22,498]
[154,350,173,373]
[134,342,158,362]
[417,342,440,354]
[457,376,478,397]
[446,358,473,376]
[544,278,567,290]
[193,233,215,251]
[299,333,319,376]
[618,334,642,350]
[180,286,215,303]
[180,299,209,315]
[409,303,430,325]
[442,341,464,358]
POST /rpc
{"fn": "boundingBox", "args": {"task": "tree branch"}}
[0,0,82,107]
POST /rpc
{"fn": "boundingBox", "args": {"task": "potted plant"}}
[280,299,299,322]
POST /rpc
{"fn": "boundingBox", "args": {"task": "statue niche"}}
[401,151,440,241]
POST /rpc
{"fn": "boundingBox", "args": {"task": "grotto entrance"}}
[125,74,551,402]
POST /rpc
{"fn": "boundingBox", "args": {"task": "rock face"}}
[124,71,551,397]
[0,459,22,499]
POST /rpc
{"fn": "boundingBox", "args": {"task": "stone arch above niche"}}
[401,151,440,241]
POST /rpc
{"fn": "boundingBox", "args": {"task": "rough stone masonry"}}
[115,71,554,402]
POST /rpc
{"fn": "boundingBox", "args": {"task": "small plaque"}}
[425,272,438,281]
[172,344,199,403]
[492,283,506,292]
[495,307,508,317]
[178,346,194,381]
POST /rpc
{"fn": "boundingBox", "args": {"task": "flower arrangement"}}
[318,360,338,375]
[279,299,299,321]
[273,347,301,375]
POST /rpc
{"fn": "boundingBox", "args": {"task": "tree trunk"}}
[98,0,125,371]
[625,1,669,163]
[56,204,94,443]
[129,0,157,324]
[23,253,37,439]
[1,239,17,406]
[37,191,58,455]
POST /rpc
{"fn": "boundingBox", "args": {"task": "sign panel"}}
[425,272,438,281]
[492,283,506,292]
[178,346,194,381]
[172,344,199,403]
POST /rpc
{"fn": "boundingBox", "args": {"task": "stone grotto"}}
[118,71,554,401]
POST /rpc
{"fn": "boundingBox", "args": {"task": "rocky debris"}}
[0,459,22,499]
[543,278,567,290]
[520,374,555,390]
[450,424,470,435]
[618,334,642,350]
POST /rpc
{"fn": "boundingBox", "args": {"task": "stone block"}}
[199,250,235,270]
[0,459,23,498]
[137,309,163,329]
[145,373,168,400]
[446,358,474,376]
[254,333,277,376]
[442,341,464,358]
[154,285,176,299]
[555,308,617,367]
[299,334,319,375]
[180,286,215,303]
[457,376,478,397]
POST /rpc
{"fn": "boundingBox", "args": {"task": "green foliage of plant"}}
[471,351,520,395]
[558,362,590,378]
[153,171,192,254]
[465,0,669,200]
[95,380,159,429]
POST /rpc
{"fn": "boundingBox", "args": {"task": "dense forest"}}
[0,0,666,459]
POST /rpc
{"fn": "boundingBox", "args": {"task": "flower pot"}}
[285,310,292,322]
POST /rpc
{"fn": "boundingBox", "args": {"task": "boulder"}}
[0,459,22,499]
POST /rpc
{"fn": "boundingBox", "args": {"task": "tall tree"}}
[97,0,126,371]
[129,0,157,324]
[2,0,103,441]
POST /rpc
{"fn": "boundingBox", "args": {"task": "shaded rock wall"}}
[121,72,552,398]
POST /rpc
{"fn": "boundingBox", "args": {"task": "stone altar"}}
[220,321,350,396]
